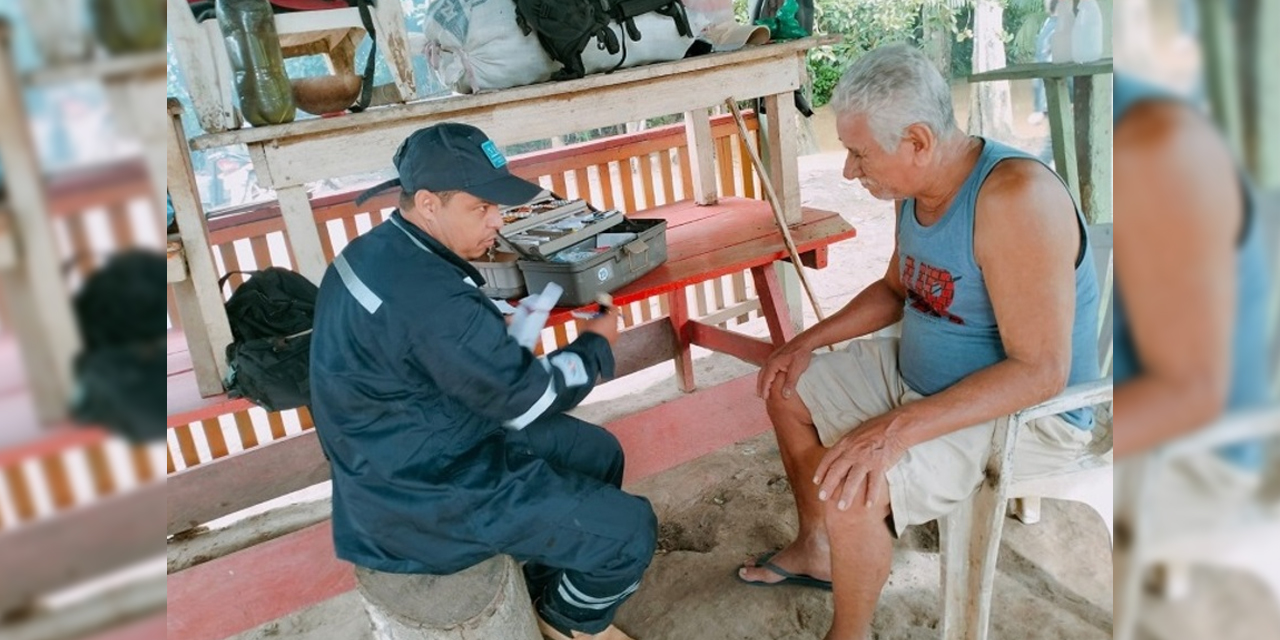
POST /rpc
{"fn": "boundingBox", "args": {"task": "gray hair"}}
[829,43,958,151]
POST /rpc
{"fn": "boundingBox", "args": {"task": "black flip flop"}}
[734,551,833,592]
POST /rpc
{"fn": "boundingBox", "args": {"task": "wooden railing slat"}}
[677,145,694,201]
[40,455,76,510]
[201,418,229,460]
[3,465,37,521]
[174,423,201,469]
[85,442,116,497]
[658,149,676,206]
[638,154,656,209]
[235,412,260,450]
[597,164,616,210]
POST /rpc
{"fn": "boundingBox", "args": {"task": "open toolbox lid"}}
[495,196,626,260]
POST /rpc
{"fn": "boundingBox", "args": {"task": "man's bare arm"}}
[1112,101,1238,457]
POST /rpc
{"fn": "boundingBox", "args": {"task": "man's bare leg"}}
[823,484,894,640]
[738,383,832,583]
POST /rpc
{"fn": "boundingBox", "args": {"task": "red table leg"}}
[750,264,796,348]
[666,289,696,392]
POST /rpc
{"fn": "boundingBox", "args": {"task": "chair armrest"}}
[1157,403,1280,459]
[1014,378,1114,423]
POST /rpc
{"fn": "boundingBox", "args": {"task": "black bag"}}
[221,268,317,412]
[70,250,168,443]
[514,0,690,81]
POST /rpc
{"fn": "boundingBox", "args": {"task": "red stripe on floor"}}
[165,521,355,640]
[609,374,771,484]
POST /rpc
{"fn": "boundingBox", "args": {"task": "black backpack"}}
[515,0,692,81]
[70,250,167,443]
[221,268,317,412]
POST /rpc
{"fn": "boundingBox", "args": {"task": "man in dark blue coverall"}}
[310,123,655,640]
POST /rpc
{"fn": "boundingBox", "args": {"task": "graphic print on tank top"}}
[902,255,964,325]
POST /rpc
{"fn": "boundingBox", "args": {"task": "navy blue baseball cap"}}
[355,123,543,206]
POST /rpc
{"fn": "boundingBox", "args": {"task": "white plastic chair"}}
[938,223,1115,640]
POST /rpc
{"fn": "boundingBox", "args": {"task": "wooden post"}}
[1197,0,1244,159]
[1044,77,1081,204]
[1254,0,1280,188]
[1073,74,1113,223]
[275,185,329,284]
[682,108,717,205]
[167,98,235,395]
[0,21,81,421]
[103,73,168,224]
[371,0,417,102]
[666,290,696,393]
[763,91,801,225]
[167,0,239,132]
[356,556,541,640]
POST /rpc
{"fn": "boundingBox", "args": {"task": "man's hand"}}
[757,340,814,400]
[581,308,621,346]
[813,413,908,511]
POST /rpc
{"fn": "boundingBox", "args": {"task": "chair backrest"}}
[1088,223,1115,377]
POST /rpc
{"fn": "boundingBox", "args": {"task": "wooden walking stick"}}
[724,97,827,324]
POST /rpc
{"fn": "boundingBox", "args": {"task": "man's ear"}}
[902,123,935,161]
[415,189,439,217]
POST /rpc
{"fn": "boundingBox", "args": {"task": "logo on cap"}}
[481,141,507,169]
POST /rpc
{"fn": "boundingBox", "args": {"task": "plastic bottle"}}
[508,283,564,350]
[1050,0,1075,64]
[1071,0,1104,63]
[216,0,296,126]
[90,0,166,54]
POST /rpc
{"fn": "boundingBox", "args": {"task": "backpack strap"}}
[349,0,377,113]
[219,270,261,293]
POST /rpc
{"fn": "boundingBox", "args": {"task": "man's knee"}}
[765,378,813,425]
[821,481,893,528]
[613,495,658,570]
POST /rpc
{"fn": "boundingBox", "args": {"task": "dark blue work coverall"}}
[310,212,657,634]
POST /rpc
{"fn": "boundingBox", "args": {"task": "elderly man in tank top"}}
[735,44,1102,640]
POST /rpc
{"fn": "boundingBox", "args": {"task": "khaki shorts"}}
[795,338,1094,537]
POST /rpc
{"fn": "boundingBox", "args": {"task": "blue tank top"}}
[1112,76,1272,469]
[897,138,1101,429]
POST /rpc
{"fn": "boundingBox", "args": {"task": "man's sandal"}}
[734,551,833,592]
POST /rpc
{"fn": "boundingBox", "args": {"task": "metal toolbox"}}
[497,198,626,260]
[514,218,668,306]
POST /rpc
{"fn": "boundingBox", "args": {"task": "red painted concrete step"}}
[166,373,773,640]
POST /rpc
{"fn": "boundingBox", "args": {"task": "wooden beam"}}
[167,98,234,396]
[166,241,188,283]
[611,317,678,379]
[751,264,796,347]
[967,59,1113,83]
[0,21,80,421]
[228,57,806,188]
[167,430,331,535]
[686,322,773,367]
[0,481,166,616]
[189,38,830,150]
